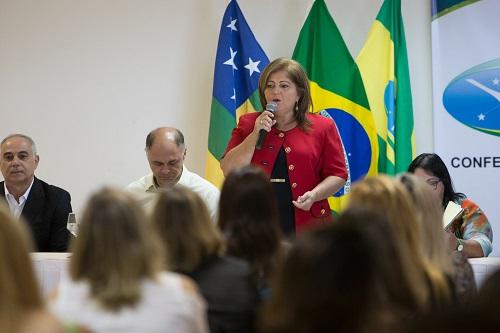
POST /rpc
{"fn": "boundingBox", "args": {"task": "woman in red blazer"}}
[221,58,347,235]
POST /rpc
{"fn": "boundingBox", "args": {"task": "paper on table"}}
[443,201,464,230]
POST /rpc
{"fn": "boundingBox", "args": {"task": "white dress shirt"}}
[4,178,34,218]
[127,166,220,221]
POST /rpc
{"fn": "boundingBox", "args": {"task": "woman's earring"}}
[295,101,299,112]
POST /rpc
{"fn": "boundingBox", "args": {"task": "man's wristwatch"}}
[456,238,465,252]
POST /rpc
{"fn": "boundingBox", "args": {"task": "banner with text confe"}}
[431,0,500,256]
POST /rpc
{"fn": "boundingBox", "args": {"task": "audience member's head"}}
[152,186,223,273]
[410,268,500,332]
[408,153,464,208]
[347,175,451,311]
[475,268,500,314]
[398,173,452,273]
[0,202,57,332]
[145,127,186,188]
[218,165,282,281]
[70,187,163,311]
[260,208,401,333]
[347,176,421,265]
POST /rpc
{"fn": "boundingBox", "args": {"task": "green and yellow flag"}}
[293,0,378,213]
[356,0,415,174]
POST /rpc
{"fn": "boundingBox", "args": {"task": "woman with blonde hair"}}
[398,173,475,302]
[0,202,62,333]
[346,176,453,313]
[153,186,258,333]
[51,187,207,333]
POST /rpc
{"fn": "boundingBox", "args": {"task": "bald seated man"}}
[127,127,220,220]
[0,134,72,252]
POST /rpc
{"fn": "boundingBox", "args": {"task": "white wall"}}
[0,0,432,214]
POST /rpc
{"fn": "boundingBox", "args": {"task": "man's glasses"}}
[425,178,441,190]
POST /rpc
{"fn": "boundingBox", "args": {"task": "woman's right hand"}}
[221,111,276,177]
[254,110,276,134]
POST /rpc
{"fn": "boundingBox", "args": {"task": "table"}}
[31,252,70,296]
[468,257,500,287]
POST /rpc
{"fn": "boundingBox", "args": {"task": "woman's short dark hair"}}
[408,153,464,207]
[258,57,312,129]
[218,165,282,280]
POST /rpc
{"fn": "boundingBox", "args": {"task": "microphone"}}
[255,102,278,150]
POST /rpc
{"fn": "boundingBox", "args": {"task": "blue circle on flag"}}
[320,108,372,197]
[384,81,395,136]
[443,58,500,136]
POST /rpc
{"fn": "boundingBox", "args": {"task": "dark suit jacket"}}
[0,177,72,252]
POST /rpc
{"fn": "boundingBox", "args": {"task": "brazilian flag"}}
[356,0,415,175]
[293,0,378,213]
[206,0,269,187]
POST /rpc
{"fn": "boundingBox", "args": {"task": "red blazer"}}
[224,112,347,231]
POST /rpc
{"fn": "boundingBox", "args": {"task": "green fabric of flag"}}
[356,0,415,174]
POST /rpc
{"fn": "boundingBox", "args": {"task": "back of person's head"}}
[398,173,452,273]
[218,165,282,278]
[408,153,463,207]
[347,176,422,259]
[347,176,436,310]
[70,187,163,311]
[261,208,400,333]
[411,269,500,332]
[0,202,44,332]
[341,207,430,323]
[474,268,500,314]
[152,186,223,273]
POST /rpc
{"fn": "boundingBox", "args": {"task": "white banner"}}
[431,0,500,256]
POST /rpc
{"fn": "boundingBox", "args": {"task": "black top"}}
[188,255,259,333]
[271,147,295,236]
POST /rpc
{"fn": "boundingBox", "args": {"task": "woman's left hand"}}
[292,176,345,212]
[293,191,316,211]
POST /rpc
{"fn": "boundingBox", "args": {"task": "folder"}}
[443,201,464,230]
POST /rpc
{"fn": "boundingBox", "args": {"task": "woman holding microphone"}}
[221,58,347,235]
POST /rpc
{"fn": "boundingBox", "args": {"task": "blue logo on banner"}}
[443,58,500,137]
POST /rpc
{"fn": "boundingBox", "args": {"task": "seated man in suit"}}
[0,134,72,252]
[127,127,219,221]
